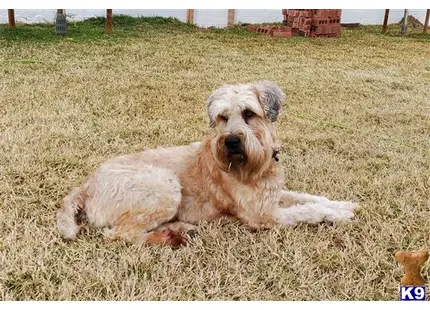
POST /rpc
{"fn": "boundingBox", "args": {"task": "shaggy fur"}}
[57,81,359,246]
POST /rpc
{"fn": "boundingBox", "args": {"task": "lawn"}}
[0,16,429,301]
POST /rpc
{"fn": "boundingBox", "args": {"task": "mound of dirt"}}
[398,15,424,28]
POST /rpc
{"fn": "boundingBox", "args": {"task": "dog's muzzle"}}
[224,135,243,156]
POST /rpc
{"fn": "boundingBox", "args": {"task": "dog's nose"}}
[225,135,241,150]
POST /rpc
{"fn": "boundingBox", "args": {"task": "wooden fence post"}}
[424,9,430,34]
[8,9,16,30]
[227,9,235,27]
[382,9,389,33]
[106,9,113,34]
[187,9,194,24]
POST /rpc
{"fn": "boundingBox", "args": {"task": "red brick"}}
[299,10,312,18]
[273,30,293,38]
[312,17,325,26]
[299,30,310,37]
[325,9,330,16]
[333,24,341,34]
[264,27,274,35]
[312,25,324,35]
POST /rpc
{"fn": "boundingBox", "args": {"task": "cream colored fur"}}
[57,81,359,246]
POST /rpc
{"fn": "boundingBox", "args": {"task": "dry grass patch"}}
[0,19,429,300]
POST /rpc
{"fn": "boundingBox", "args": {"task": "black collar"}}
[272,149,279,162]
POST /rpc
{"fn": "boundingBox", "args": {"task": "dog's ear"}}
[206,86,227,127]
[253,81,285,122]
[206,92,216,127]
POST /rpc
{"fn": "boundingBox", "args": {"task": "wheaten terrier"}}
[57,81,359,247]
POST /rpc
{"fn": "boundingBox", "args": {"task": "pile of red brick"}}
[246,25,296,38]
[282,9,342,37]
[245,9,342,38]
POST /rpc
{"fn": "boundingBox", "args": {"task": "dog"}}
[57,81,359,247]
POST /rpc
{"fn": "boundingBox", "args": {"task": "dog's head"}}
[206,81,285,179]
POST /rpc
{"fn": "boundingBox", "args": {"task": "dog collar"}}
[272,149,279,162]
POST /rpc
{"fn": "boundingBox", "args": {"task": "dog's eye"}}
[243,110,255,119]
[219,115,228,122]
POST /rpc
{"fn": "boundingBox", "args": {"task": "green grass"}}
[1,15,428,44]
[0,15,429,301]
[0,15,197,43]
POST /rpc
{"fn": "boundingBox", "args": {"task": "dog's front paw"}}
[323,201,360,222]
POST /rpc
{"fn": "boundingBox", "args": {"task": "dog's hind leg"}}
[155,221,198,238]
[103,208,188,247]
[59,162,186,247]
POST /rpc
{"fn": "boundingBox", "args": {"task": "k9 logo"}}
[400,286,426,301]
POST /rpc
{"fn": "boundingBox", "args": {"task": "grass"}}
[0,16,429,301]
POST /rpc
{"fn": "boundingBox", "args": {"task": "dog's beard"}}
[226,152,246,172]
[211,128,272,179]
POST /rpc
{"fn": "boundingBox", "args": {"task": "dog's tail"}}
[57,186,88,240]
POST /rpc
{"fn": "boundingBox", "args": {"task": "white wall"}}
[194,9,228,28]
[235,9,283,24]
[341,9,427,24]
[0,9,188,24]
[0,9,428,27]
